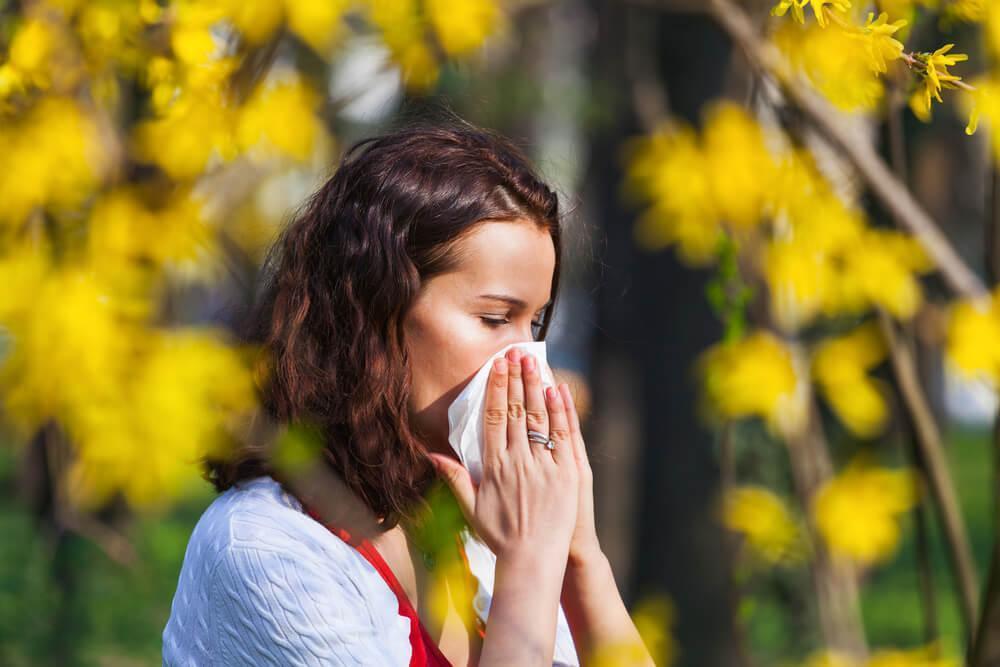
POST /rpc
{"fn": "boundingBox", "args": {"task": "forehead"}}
[446,220,555,303]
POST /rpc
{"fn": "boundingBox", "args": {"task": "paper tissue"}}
[446,340,580,666]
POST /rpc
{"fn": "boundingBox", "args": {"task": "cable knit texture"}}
[162,475,580,666]
[162,476,412,666]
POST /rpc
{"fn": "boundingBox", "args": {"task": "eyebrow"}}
[478,293,553,313]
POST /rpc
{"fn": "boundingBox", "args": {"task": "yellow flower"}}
[804,0,852,28]
[702,102,778,231]
[624,102,777,266]
[723,486,805,564]
[76,1,149,73]
[425,0,501,57]
[925,44,967,92]
[0,242,51,323]
[87,187,222,285]
[943,0,985,24]
[773,19,884,111]
[839,229,928,319]
[813,455,919,566]
[5,15,83,92]
[284,0,351,53]
[989,2,1000,62]
[812,322,889,438]
[364,0,503,90]
[862,12,907,74]
[699,331,808,437]
[132,90,238,179]
[772,0,806,23]
[366,0,441,91]
[765,179,866,330]
[945,288,1000,385]
[623,123,720,265]
[0,97,107,226]
[65,328,258,510]
[764,239,839,332]
[961,77,1000,147]
[0,265,147,438]
[237,77,329,162]
[219,0,285,45]
[910,44,969,122]
[909,77,935,122]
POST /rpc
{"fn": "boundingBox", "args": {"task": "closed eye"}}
[480,317,544,329]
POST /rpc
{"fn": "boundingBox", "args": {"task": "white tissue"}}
[445,340,580,667]
[447,341,557,483]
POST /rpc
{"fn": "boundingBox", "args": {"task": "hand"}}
[556,381,602,567]
[429,347,579,562]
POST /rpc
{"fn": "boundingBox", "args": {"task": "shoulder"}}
[162,475,411,666]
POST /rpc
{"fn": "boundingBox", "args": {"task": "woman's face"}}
[403,219,556,455]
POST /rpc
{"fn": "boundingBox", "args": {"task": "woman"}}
[162,118,654,666]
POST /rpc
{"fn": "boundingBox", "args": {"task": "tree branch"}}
[703,0,986,299]
[878,311,979,642]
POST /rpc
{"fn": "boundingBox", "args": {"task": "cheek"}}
[406,312,489,406]
[410,320,512,421]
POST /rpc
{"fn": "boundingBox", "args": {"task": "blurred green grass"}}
[0,426,994,665]
[0,444,215,666]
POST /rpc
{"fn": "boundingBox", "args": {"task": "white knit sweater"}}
[162,475,579,666]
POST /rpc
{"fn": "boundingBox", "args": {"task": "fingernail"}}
[524,355,535,371]
[494,358,506,372]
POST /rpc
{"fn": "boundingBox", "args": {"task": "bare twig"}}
[703,0,986,299]
[884,93,940,646]
[969,136,1000,667]
[878,312,979,641]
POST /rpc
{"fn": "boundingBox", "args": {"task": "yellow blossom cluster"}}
[811,322,889,439]
[962,6,1000,154]
[722,485,806,565]
[945,286,1000,386]
[698,321,893,440]
[769,0,973,124]
[624,102,932,333]
[812,455,919,566]
[86,186,222,285]
[368,0,505,91]
[0,96,108,229]
[623,103,778,264]
[0,240,257,510]
[0,0,511,512]
[771,8,906,111]
[698,331,809,438]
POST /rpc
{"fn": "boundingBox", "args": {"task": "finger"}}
[506,347,529,456]
[544,386,573,466]
[428,453,476,520]
[559,383,590,468]
[522,353,550,459]
[482,357,508,465]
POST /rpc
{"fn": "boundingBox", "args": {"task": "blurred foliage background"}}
[4,0,1000,665]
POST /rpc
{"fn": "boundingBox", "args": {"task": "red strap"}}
[303,506,454,667]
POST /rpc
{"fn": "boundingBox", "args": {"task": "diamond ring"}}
[526,429,555,450]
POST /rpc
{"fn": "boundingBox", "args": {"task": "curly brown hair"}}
[203,118,563,527]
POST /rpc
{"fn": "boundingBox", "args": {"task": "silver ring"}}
[527,429,555,450]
